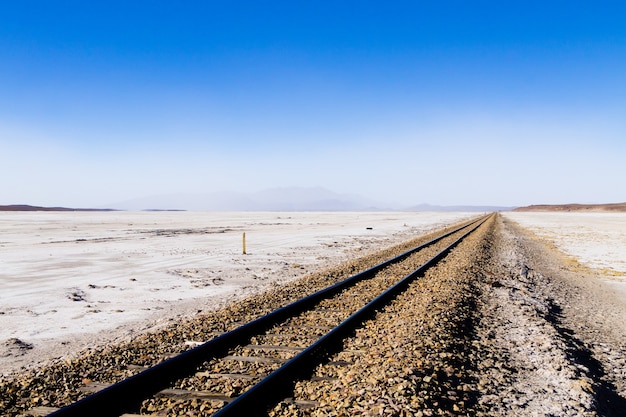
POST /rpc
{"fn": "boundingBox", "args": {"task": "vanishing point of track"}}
[41,214,492,417]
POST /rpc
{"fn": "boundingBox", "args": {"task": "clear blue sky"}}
[1,1,625,207]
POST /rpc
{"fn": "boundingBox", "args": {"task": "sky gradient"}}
[1,1,625,208]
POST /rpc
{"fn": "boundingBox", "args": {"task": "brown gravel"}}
[270,214,492,417]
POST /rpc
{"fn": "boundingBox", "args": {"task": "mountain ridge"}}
[2,188,516,212]
[108,187,511,212]
[108,187,388,211]
[513,202,626,212]
[0,205,115,212]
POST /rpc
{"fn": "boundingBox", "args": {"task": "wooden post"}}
[242,232,247,255]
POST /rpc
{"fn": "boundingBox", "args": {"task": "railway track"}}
[27,214,491,417]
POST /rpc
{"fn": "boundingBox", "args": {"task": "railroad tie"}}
[222,355,288,364]
[157,388,237,403]
[21,406,59,416]
[244,344,304,351]
[79,382,111,393]
[195,371,258,380]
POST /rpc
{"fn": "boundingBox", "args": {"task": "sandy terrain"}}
[503,212,626,312]
[0,211,474,375]
[503,212,626,277]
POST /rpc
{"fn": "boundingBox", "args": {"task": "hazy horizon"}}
[1,186,517,212]
[2,2,625,208]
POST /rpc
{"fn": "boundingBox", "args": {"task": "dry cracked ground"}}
[2,214,625,416]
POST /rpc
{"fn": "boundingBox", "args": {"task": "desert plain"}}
[0,211,475,374]
[503,212,626,299]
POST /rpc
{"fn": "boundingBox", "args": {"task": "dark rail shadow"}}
[545,300,626,417]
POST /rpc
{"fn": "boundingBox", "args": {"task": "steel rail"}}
[46,215,488,417]
[212,214,491,416]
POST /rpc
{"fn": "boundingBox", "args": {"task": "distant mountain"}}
[109,187,389,211]
[406,203,514,212]
[513,202,626,212]
[0,204,115,212]
[3,194,518,213]
[110,189,520,212]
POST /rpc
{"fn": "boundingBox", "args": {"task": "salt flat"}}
[503,212,626,278]
[0,211,473,374]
